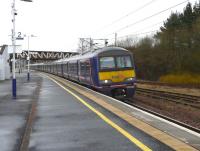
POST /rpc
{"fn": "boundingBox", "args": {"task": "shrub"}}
[159,73,200,85]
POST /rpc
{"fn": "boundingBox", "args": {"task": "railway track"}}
[136,88,200,109]
[136,80,200,89]
[123,98,200,134]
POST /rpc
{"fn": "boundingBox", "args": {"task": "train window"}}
[100,57,115,69]
[116,56,132,68]
[74,63,78,74]
[85,61,90,76]
[69,63,72,73]
[65,64,68,73]
[80,62,85,76]
[57,64,60,73]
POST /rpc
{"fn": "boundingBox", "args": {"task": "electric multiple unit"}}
[32,47,136,98]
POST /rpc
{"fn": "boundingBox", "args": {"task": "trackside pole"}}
[12,0,17,98]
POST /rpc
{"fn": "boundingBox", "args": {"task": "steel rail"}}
[136,88,200,109]
[136,80,200,89]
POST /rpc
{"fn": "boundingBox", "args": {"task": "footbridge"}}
[15,50,78,61]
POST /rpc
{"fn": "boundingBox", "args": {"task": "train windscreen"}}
[100,55,133,70]
[116,56,132,68]
[100,57,115,69]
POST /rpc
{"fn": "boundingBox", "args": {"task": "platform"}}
[0,73,41,151]
[0,72,199,151]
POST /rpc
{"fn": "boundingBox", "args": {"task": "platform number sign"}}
[16,32,24,40]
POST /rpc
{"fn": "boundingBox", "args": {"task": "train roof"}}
[31,47,132,65]
[57,47,131,63]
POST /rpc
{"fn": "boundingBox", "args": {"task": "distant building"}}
[0,45,10,80]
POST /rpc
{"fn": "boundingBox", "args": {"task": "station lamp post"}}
[25,34,36,81]
[11,0,33,98]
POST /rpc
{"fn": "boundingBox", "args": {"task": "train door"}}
[85,59,92,85]
[79,60,85,83]
[61,63,63,76]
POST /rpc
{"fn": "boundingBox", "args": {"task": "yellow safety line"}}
[42,74,152,151]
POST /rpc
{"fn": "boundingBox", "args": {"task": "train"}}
[31,47,136,98]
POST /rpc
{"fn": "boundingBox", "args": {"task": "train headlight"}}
[125,77,134,81]
[100,79,112,85]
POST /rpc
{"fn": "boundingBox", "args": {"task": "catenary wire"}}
[108,0,189,35]
[96,0,157,32]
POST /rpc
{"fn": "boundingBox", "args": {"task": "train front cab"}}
[96,49,136,98]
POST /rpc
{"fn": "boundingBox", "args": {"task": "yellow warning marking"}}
[42,74,152,151]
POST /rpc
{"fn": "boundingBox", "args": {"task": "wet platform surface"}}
[0,72,199,151]
[0,73,41,151]
[28,74,174,151]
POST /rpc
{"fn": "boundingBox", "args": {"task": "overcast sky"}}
[0,0,197,52]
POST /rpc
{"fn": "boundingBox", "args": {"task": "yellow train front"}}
[94,47,136,98]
